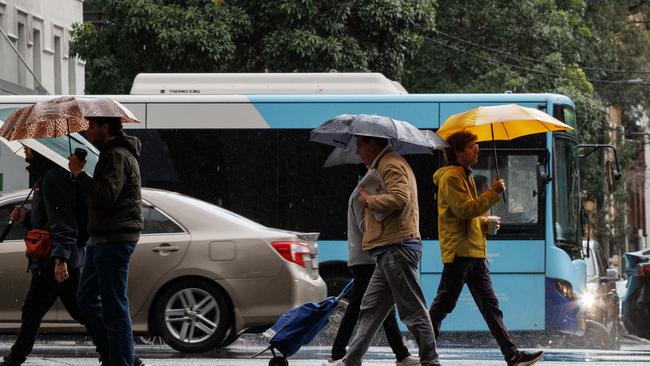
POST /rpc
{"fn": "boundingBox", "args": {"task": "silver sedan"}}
[0,188,327,353]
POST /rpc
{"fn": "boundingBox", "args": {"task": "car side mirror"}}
[537,163,551,187]
[600,268,619,283]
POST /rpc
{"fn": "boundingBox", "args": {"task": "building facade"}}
[0,0,84,192]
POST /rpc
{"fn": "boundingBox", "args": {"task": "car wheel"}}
[217,325,239,348]
[584,319,612,349]
[155,278,231,353]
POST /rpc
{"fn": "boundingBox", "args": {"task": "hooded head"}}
[24,147,58,185]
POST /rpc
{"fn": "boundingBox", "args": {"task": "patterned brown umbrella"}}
[0,96,139,141]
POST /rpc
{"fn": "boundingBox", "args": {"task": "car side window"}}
[142,206,184,234]
[0,200,31,241]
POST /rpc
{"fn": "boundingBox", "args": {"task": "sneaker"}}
[396,355,420,366]
[507,350,544,366]
[321,358,345,366]
[0,354,24,366]
[99,356,146,366]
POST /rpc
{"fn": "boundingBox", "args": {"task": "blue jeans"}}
[77,241,136,366]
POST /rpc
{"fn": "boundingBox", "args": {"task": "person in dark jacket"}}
[0,147,86,366]
[69,116,144,366]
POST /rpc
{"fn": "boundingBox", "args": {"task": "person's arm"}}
[366,162,410,213]
[41,171,77,264]
[350,190,365,233]
[76,150,127,208]
[443,174,500,220]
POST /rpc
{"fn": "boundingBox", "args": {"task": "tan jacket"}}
[433,165,500,263]
[362,147,420,250]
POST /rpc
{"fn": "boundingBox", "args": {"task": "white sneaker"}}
[321,358,345,366]
[396,355,420,366]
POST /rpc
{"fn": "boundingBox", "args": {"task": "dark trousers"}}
[331,264,410,361]
[429,257,517,358]
[9,267,83,362]
[77,241,136,366]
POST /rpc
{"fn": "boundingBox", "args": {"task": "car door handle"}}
[152,244,179,253]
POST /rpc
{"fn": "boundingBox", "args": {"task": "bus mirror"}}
[537,163,551,186]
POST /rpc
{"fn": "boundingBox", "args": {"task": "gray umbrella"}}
[322,147,362,168]
[310,114,448,155]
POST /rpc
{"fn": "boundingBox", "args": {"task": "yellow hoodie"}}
[433,165,500,263]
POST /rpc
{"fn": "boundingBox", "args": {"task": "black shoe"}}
[98,356,145,366]
[507,350,544,366]
[0,354,24,366]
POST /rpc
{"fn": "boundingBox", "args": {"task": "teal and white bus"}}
[0,73,608,338]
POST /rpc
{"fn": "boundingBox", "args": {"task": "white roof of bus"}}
[129,73,409,95]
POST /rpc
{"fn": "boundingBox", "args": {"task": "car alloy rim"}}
[164,287,220,344]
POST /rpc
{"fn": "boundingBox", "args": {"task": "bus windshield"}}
[554,136,580,254]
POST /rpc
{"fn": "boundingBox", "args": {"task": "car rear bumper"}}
[224,264,327,333]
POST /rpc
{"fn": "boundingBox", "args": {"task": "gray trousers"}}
[344,246,439,366]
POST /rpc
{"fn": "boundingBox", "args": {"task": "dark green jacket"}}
[77,132,143,245]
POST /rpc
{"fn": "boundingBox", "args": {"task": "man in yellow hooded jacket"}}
[430,131,544,366]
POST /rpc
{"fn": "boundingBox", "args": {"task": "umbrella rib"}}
[542,121,553,133]
[502,122,511,140]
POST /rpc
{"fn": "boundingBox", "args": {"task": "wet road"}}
[1,343,649,365]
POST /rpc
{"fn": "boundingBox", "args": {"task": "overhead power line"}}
[434,29,650,77]
[424,35,650,86]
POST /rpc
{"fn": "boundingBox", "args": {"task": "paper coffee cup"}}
[487,216,499,235]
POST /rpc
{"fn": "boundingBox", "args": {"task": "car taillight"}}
[272,241,310,268]
[639,263,650,277]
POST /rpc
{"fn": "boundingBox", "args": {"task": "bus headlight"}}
[554,279,574,299]
[579,290,596,309]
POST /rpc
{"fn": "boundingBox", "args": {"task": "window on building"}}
[32,28,41,84]
[16,22,26,86]
[68,56,76,94]
[53,35,61,94]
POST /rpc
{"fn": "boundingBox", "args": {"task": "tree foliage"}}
[401,0,650,251]
[71,0,436,93]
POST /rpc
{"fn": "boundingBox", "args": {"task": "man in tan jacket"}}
[329,136,440,366]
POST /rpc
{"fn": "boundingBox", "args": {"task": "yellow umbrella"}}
[437,103,574,202]
[436,103,573,141]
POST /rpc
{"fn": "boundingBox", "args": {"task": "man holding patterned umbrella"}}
[68,116,143,366]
